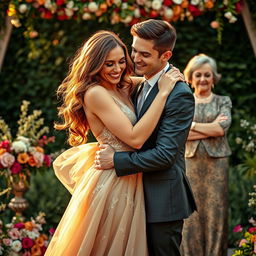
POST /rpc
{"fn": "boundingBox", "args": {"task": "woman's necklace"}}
[194,92,213,104]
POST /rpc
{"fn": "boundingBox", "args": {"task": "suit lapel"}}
[132,82,144,117]
[138,81,159,119]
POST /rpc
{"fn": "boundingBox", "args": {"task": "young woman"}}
[45,30,183,256]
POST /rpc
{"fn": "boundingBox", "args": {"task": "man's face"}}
[131,36,166,80]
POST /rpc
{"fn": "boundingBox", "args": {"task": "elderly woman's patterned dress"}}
[181,93,232,256]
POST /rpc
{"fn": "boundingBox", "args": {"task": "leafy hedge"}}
[0,14,255,245]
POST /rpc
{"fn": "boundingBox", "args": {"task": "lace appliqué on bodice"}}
[96,97,137,152]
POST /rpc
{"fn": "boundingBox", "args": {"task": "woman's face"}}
[99,45,126,86]
[191,63,214,94]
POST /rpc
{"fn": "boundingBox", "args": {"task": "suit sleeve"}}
[114,85,195,177]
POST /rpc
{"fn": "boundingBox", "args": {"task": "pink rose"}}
[44,155,51,167]
[14,222,25,229]
[233,224,243,232]
[22,237,34,249]
[239,238,248,247]
[0,152,15,168]
[32,151,44,167]
[3,238,12,246]
[8,228,20,240]
[11,162,22,174]
[248,227,256,233]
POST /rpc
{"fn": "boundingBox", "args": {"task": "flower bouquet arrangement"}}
[232,185,256,256]
[0,100,54,188]
[0,212,55,256]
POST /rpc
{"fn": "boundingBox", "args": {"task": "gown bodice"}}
[96,97,137,152]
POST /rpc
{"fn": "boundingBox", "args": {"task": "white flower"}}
[82,13,91,20]
[224,11,232,20]
[66,1,74,9]
[172,0,182,4]
[19,4,28,14]
[17,136,30,146]
[88,2,98,12]
[152,0,162,10]
[65,8,74,17]
[122,3,128,9]
[0,152,15,168]
[121,15,133,24]
[223,0,228,5]
[229,16,237,23]
[114,0,122,6]
[12,140,27,153]
[145,0,152,8]
[191,0,200,5]
[26,230,39,239]
[134,8,141,18]
[235,137,242,144]
[11,240,22,252]
[10,19,21,28]
[164,7,173,19]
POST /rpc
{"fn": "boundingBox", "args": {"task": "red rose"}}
[44,155,51,167]
[150,10,159,18]
[0,140,10,151]
[56,0,65,6]
[188,5,202,16]
[14,222,25,229]
[22,237,34,249]
[11,162,22,174]
[163,0,173,6]
[49,228,55,236]
[42,10,53,19]
[235,1,243,13]
[140,8,147,17]
[248,227,256,233]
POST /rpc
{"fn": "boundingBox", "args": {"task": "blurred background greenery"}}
[0,9,255,246]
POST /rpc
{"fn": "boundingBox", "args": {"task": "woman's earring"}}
[212,83,215,89]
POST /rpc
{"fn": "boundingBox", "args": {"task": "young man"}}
[96,19,197,256]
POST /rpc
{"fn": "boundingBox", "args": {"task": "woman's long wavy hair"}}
[55,31,134,146]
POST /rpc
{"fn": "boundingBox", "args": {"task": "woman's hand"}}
[158,66,185,95]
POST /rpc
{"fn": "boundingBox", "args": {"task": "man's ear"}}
[161,51,172,61]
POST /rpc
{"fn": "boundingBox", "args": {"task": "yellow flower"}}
[17,153,29,164]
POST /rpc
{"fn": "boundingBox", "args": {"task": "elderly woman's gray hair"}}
[184,54,221,84]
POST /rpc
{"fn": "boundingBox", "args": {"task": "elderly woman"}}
[181,54,232,256]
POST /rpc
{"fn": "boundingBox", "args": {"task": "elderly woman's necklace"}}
[194,92,213,104]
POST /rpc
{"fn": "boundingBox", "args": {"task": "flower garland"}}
[4,0,242,41]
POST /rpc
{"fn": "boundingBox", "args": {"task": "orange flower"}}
[95,10,103,16]
[40,234,48,241]
[181,0,189,8]
[31,245,42,256]
[37,0,45,5]
[0,148,6,155]
[205,0,214,9]
[17,153,29,164]
[173,6,182,17]
[106,0,114,6]
[24,221,34,231]
[25,0,33,2]
[28,156,37,167]
[99,3,108,12]
[36,146,44,153]
[35,236,45,247]
[252,235,256,242]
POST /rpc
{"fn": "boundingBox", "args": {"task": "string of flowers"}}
[4,0,242,43]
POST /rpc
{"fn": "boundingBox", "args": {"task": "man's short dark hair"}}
[131,19,177,56]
